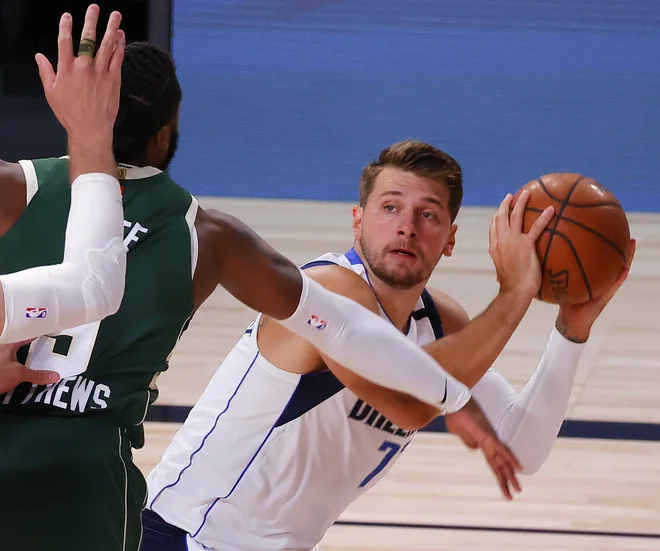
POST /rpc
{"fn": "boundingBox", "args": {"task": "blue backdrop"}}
[170,0,660,212]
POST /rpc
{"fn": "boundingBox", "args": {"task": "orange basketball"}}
[513,173,630,305]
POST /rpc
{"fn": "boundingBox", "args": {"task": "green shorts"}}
[0,415,146,551]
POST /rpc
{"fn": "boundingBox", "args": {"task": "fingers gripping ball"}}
[513,173,630,305]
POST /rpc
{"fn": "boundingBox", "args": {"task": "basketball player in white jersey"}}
[0,6,127,389]
[141,140,634,551]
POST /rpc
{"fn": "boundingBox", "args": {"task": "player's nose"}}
[396,210,418,238]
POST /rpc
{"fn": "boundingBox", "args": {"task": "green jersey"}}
[0,157,197,447]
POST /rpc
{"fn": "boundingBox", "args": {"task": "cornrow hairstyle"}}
[113,42,182,164]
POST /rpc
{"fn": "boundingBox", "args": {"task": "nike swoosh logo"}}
[440,379,447,404]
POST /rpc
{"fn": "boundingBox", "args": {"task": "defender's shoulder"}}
[0,159,26,192]
[0,160,28,233]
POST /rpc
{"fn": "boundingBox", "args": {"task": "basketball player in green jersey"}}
[0,7,569,551]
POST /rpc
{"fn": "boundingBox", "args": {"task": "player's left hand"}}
[0,340,60,394]
[556,239,636,343]
[445,398,523,501]
[35,5,125,142]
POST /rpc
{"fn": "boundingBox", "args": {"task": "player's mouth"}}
[390,248,417,259]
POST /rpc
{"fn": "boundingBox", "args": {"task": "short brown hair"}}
[359,140,463,221]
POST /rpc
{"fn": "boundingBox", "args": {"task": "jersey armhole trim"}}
[299,260,339,270]
[17,160,38,206]
[186,196,200,277]
[420,290,445,340]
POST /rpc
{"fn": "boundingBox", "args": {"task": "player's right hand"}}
[555,238,636,342]
[489,190,555,300]
[35,4,125,143]
[0,341,60,394]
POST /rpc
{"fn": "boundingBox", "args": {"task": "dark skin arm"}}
[0,160,28,239]
[192,207,304,315]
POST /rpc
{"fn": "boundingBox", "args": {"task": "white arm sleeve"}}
[0,173,126,344]
[471,327,586,475]
[276,270,472,413]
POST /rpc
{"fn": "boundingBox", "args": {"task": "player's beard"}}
[359,234,433,290]
[161,128,179,172]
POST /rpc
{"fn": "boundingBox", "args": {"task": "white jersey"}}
[146,248,445,551]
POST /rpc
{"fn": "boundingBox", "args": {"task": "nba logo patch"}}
[307,314,327,330]
[25,307,47,319]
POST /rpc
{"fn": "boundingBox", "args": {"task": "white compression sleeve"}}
[276,270,472,413]
[471,327,585,475]
[0,173,126,344]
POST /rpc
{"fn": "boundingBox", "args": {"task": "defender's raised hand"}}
[35,5,125,180]
[555,238,636,343]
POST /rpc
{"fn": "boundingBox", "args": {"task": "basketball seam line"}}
[526,206,627,262]
[552,201,623,210]
[536,177,580,290]
[543,227,592,300]
[536,178,622,210]
[536,175,590,301]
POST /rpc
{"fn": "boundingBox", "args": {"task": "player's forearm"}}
[0,248,125,344]
[471,327,585,474]
[68,134,117,183]
[0,173,125,344]
[277,271,472,413]
[554,311,591,343]
[424,290,532,389]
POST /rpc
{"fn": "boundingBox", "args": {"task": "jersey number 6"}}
[24,322,101,379]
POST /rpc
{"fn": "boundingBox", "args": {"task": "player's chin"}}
[384,267,426,290]
[385,262,418,279]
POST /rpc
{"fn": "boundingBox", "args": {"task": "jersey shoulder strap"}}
[17,157,67,206]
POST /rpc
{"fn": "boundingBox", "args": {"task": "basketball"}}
[513,173,630,305]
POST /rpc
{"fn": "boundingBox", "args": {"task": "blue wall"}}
[170,1,660,212]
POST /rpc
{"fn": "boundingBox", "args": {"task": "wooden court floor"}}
[134,197,660,551]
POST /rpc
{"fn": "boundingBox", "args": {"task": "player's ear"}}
[352,205,363,240]
[156,124,171,151]
[443,224,458,257]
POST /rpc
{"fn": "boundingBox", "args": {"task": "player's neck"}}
[363,265,428,333]
[117,154,158,170]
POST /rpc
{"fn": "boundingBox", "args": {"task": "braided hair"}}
[113,42,182,164]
